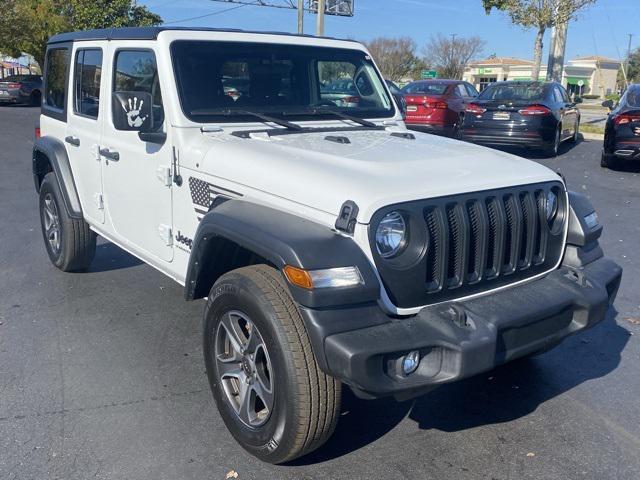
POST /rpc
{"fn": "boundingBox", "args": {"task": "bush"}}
[582,94,600,99]
[605,93,620,102]
[573,96,583,103]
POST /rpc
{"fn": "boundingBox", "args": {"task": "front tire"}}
[38,173,96,271]
[203,265,341,464]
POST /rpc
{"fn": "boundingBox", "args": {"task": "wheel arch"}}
[33,136,83,219]
[184,199,380,309]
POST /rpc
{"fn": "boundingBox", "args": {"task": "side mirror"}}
[601,99,614,110]
[112,91,153,133]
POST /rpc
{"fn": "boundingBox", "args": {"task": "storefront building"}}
[463,56,621,97]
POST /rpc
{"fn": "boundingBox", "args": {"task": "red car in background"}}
[402,80,478,137]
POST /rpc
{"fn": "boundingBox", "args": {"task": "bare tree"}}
[422,34,485,80]
[483,0,596,81]
[364,37,423,82]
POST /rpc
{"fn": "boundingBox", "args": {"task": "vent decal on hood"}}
[188,177,242,221]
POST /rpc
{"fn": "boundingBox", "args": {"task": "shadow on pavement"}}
[294,308,628,464]
[88,241,144,272]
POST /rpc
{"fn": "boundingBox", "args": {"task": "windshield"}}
[623,86,640,108]
[170,40,394,123]
[478,82,546,102]
[402,82,448,95]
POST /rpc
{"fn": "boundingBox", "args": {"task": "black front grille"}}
[369,182,566,309]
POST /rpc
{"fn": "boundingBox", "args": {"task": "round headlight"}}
[375,211,407,258]
[546,190,558,223]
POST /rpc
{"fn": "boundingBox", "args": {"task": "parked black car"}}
[460,81,580,157]
[0,74,43,106]
[601,84,640,168]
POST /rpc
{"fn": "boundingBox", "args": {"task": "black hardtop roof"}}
[47,26,356,45]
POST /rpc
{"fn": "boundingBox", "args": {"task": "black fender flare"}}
[184,199,380,309]
[33,136,83,219]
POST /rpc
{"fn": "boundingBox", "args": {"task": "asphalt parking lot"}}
[1,105,639,480]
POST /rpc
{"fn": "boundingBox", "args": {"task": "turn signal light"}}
[35,127,41,139]
[283,266,313,289]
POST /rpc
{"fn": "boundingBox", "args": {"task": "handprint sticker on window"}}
[122,97,148,128]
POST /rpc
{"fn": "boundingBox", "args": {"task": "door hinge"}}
[156,166,172,187]
[93,193,104,210]
[158,224,173,246]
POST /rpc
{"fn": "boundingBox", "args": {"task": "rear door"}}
[65,45,105,224]
[556,85,577,139]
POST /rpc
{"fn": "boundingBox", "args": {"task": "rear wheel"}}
[30,90,41,107]
[452,114,464,139]
[543,127,561,157]
[600,150,617,169]
[570,119,580,143]
[38,173,96,271]
[203,265,341,464]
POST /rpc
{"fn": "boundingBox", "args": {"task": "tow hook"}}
[447,304,472,329]
[564,266,589,288]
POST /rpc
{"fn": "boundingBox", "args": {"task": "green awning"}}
[566,76,589,87]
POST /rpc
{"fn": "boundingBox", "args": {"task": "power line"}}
[164,2,252,25]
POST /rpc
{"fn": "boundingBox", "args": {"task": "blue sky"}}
[140,0,639,62]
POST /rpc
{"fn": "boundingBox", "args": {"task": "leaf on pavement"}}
[225,470,239,479]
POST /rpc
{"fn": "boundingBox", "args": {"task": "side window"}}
[113,50,164,130]
[558,85,570,103]
[74,49,103,119]
[44,48,69,111]
[456,84,467,97]
[552,86,564,103]
[465,83,479,97]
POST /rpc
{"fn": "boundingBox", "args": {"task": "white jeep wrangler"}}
[34,27,622,464]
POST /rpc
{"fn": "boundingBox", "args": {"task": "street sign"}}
[577,79,584,87]
[308,0,354,16]
[421,70,438,79]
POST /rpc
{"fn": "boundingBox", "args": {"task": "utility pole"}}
[546,25,557,80]
[316,0,326,36]
[297,0,304,34]
[625,33,633,87]
[550,20,568,83]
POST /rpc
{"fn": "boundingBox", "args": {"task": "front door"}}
[66,44,105,224]
[101,47,173,262]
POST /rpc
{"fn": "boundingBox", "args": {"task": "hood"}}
[197,127,561,223]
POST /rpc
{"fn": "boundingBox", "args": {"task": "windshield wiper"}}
[281,107,378,128]
[232,110,303,131]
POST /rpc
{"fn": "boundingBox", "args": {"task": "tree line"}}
[0,0,162,68]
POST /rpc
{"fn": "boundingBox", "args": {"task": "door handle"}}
[99,148,120,161]
[65,135,80,147]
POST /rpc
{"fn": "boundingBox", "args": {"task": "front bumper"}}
[300,256,622,399]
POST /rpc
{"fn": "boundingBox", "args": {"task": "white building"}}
[463,55,621,97]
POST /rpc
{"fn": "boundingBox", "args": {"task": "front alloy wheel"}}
[42,192,61,256]
[215,310,274,428]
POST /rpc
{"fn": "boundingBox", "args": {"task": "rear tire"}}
[30,90,41,107]
[543,127,561,157]
[600,150,617,169]
[203,264,341,464]
[38,173,96,271]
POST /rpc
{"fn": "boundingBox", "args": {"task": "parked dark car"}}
[385,79,406,117]
[601,84,640,168]
[0,74,42,106]
[402,79,478,136]
[460,81,580,157]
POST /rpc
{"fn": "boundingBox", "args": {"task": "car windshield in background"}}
[624,86,640,107]
[170,41,394,123]
[478,83,545,102]
[401,82,448,95]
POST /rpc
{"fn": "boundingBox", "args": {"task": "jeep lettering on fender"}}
[33,26,622,464]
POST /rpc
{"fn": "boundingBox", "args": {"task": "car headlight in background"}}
[375,211,407,258]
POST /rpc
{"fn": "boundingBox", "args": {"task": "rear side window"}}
[113,50,164,130]
[74,49,103,119]
[465,83,479,97]
[44,48,70,111]
[625,87,640,108]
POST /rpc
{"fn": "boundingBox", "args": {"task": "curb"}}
[580,132,604,141]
